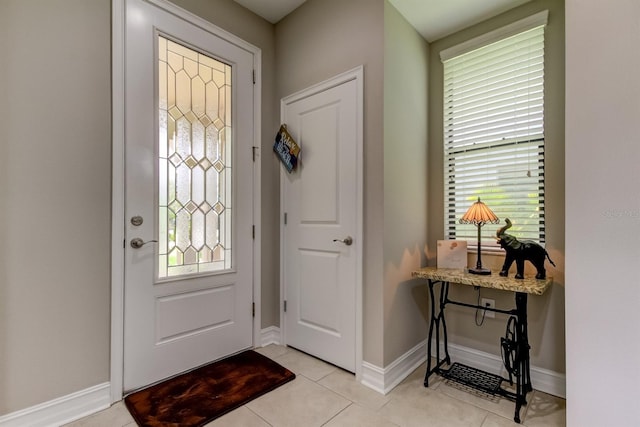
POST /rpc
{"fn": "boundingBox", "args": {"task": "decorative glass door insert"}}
[158,35,232,278]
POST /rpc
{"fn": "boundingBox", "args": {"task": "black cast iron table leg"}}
[424,279,435,386]
[424,279,451,387]
[513,292,531,423]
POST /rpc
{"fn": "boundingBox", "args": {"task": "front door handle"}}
[333,236,353,246]
[130,237,158,249]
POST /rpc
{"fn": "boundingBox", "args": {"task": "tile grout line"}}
[65,345,564,426]
[479,411,491,427]
[244,405,275,427]
[319,402,354,427]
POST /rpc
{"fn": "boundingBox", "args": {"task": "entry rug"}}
[124,350,295,426]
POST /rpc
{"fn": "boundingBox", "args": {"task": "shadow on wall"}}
[383,244,430,363]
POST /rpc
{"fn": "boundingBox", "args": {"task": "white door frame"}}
[111,0,262,402]
[279,66,364,380]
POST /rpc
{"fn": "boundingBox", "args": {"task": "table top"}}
[411,267,552,295]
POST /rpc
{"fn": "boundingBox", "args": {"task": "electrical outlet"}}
[481,298,495,318]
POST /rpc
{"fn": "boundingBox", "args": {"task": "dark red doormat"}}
[124,350,295,426]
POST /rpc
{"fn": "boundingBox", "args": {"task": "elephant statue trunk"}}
[496,218,556,280]
[496,218,513,238]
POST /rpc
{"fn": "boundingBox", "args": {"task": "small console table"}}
[411,267,552,424]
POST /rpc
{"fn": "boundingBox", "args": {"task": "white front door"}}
[281,68,363,373]
[123,0,255,392]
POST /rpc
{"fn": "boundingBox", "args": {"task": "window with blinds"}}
[443,21,546,246]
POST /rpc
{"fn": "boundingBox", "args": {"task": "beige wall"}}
[0,0,572,417]
[427,0,566,374]
[4,0,636,422]
[0,0,112,413]
[382,2,430,365]
[565,0,640,424]
[275,0,386,366]
[0,0,277,416]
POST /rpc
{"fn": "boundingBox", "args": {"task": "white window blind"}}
[444,24,546,246]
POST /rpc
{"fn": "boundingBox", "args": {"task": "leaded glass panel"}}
[158,35,232,278]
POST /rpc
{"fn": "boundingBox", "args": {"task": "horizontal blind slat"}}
[445,80,544,113]
[443,23,546,244]
[444,53,544,89]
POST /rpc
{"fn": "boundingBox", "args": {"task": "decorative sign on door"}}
[273,124,300,172]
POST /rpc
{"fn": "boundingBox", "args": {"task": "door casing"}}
[279,66,364,380]
[111,0,262,402]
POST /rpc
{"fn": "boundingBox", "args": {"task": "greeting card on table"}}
[437,240,467,269]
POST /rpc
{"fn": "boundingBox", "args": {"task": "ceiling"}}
[233,0,532,42]
[232,0,308,25]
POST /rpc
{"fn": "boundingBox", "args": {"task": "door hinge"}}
[252,69,256,84]
[252,302,255,317]
[284,212,288,225]
[284,300,287,312]
[252,146,258,162]
[252,225,255,239]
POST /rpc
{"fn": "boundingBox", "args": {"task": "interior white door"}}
[282,70,362,372]
[123,0,254,392]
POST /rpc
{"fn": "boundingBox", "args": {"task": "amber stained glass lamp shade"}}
[459,198,500,275]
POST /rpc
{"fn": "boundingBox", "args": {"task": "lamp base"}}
[468,267,492,275]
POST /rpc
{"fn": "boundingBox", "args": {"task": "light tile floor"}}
[66,345,565,427]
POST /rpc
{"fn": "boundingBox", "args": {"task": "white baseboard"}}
[0,337,563,426]
[361,340,428,395]
[260,326,282,347]
[360,361,386,394]
[0,327,282,427]
[0,382,110,427]
[360,339,566,398]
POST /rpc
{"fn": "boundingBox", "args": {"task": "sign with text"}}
[273,124,300,173]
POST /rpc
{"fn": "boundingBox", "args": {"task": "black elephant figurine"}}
[496,218,555,280]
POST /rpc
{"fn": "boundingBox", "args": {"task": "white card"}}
[437,240,468,269]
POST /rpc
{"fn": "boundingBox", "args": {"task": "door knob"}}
[333,236,353,246]
[130,237,158,249]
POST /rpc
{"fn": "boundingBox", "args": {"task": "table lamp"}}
[459,197,499,275]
